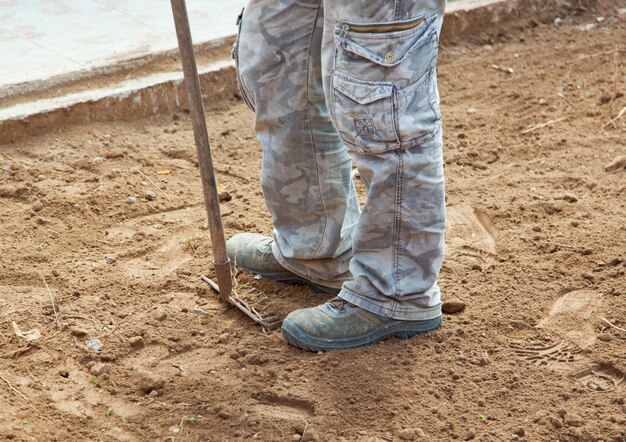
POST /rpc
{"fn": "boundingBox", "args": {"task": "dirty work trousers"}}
[235,0,446,320]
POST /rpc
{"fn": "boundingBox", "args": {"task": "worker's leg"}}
[233,0,359,290]
[282,0,447,350]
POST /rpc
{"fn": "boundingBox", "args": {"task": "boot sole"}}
[239,268,340,295]
[281,315,442,352]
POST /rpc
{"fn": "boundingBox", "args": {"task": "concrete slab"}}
[0,0,244,92]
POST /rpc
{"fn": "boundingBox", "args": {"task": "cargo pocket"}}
[331,13,441,153]
[232,7,255,112]
[331,73,399,153]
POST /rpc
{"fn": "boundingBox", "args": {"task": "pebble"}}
[605,155,626,172]
[553,17,563,27]
[465,429,477,440]
[512,427,525,437]
[564,413,584,427]
[127,196,136,204]
[292,435,302,442]
[70,327,89,338]
[218,191,232,202]
[106,255,117,265]
[479,353,491,366]
[570,220,580,227]
[217,332,229,344]
[136,369,165,394]
[301,430,319,442]
[558,193,578,203]
[398,428,416,440]
[467,107,477,114]
[152,309,167,321]
[144,190,156,201]
[90,363,110,377]
[472,161,488,170]
[32,200,44,212]
[414,428,427,438]
[442,300,466,314]
[129,335,145,349]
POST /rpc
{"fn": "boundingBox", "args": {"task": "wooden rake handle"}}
[170,0,232,301]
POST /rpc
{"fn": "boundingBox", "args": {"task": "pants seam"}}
[307,1,328,264]
[393,150,404,297]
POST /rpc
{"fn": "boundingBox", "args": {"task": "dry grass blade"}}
[602,106,626,129]
[600,316,626,333]
[521,117,567,134]
[137,169,173,202]
[40,274,60,329]
[0,372,33,407]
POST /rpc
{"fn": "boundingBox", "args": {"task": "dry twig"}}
[521,117,567,134]
[40,274,60,329]
[0,372,32,407]
[600,316,626,333]
[602,106,626,129]
[137,169,173,203]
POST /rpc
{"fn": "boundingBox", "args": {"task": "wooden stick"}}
[0,372,32,406]
[600,316,626,333]
[137,169,173,203]
[521,117,567,134]
[602,106,626,129]
[171,0,232,301]
[40,274,60,329]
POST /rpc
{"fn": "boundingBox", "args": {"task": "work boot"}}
[226,233,339,295]
[281,298,442,352]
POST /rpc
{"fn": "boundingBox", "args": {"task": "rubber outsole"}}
[281,315,442,352]
[241,268,340,295]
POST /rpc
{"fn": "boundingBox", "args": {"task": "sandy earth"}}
[1,4,625,442]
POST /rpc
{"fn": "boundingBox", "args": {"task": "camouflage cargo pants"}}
[235,0,446,320]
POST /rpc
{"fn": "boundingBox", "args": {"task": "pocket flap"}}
[333,74,393,105]
[339,14,436,67]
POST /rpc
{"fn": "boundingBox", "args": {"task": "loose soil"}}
[1,4,625,442]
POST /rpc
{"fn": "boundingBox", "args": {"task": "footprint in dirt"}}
[537,289,600,349]
[445,205,497,267]
[510,289,624,392]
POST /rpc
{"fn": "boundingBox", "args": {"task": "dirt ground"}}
[1,4,625,442]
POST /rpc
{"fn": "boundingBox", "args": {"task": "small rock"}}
[90,363,110,377]
[471,161,488,170]
[479,353,491,366]
[32,200,44,212]
[129,336,145,349]
[152,309,167,321]
[70,327,89,338]
[414,428,427,438]
[583,23,597,31]
[301,430,319,442]
[605,155,626,172]
[398,428,416,441]
[217,409,231,419]
[597,334,612,342]
[558,193,578,203]
[144,190,156,201]
[292,435,301,442]
[85,337,104,352]
[136,369,164,394]
[218,191,232,202]
[553,17,563,27]
[539,98,548,106]
[571,220,580,227]
[465,429,477,440]
[127,196,136,204]
[548,416,563,429]
[217,332,229,344]
[467,107,477,114]
[294,422,306,435]
[106,255,117,265]
[442,300,466,314]
[513,427,525,437]
[564,413,584,427]
[581,248,593,256]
